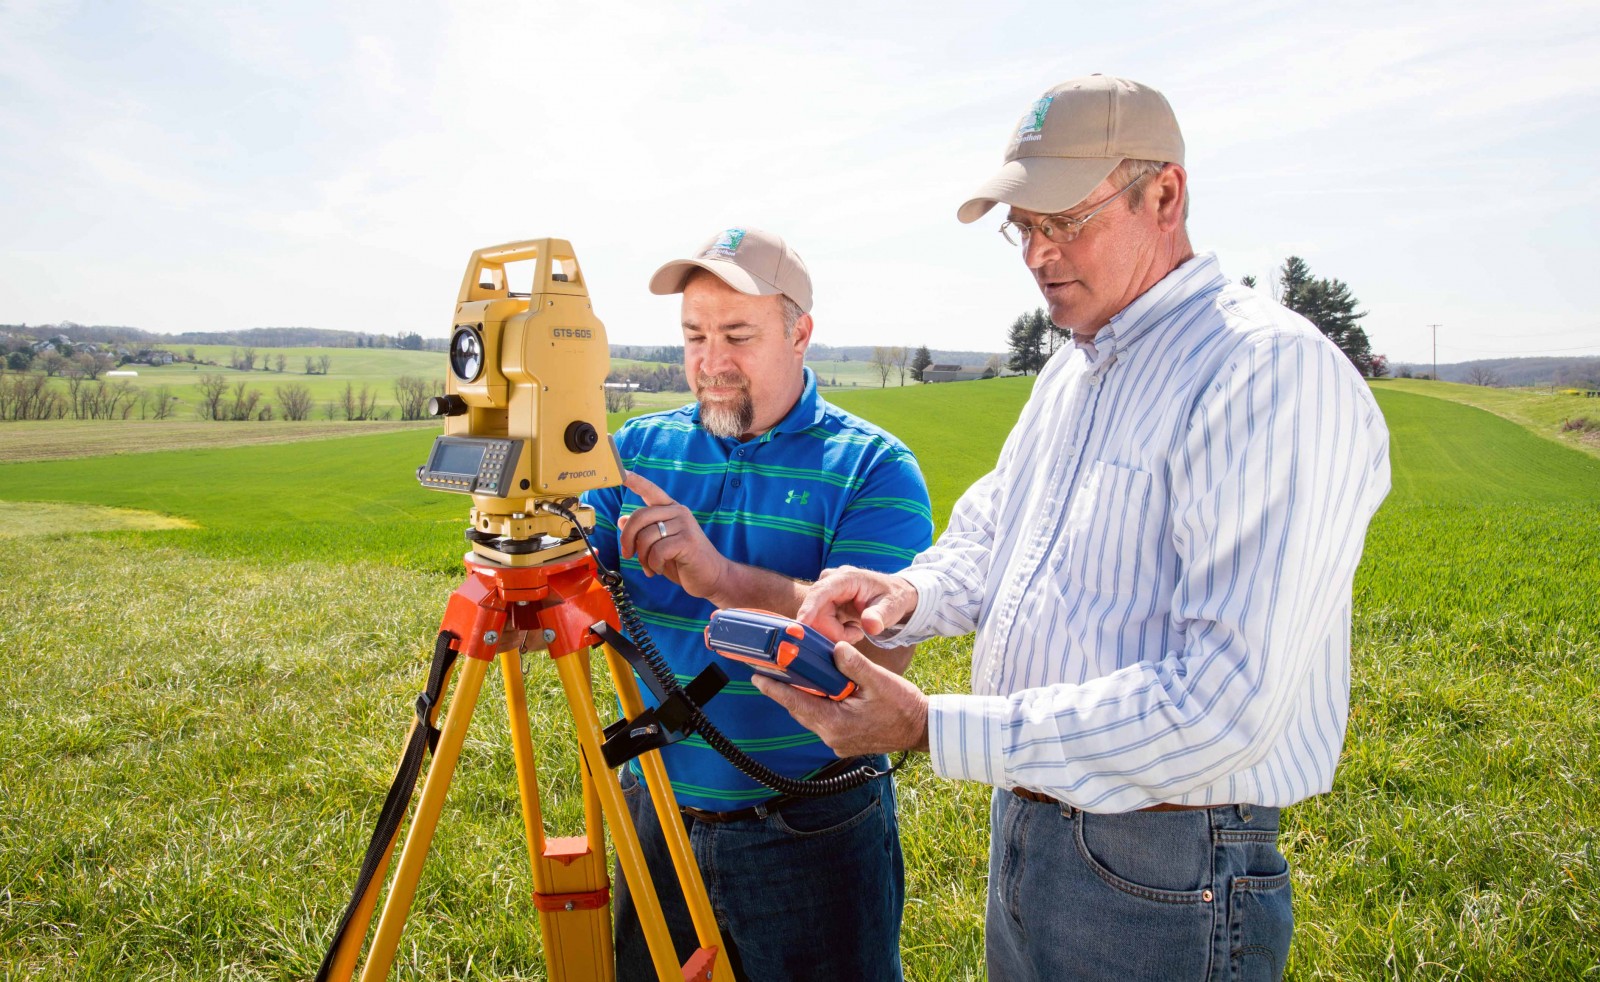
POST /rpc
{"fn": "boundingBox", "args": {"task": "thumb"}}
[858,596,900,636]
[830,641,876,682]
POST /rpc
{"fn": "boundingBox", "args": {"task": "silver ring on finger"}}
[657,520,670,539]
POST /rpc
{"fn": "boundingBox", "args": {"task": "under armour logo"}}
[784,490,810,505]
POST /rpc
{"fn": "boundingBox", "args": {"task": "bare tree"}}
[276,382,314,421]
[870,347,893,388]
[241,348,257,371]
[227,381,262,420]
[305,355,317,375]
[318,354,333,375]
[39,350,69,377]
[196,373,230,420]
[604,384,636,413]
[393,375,433,421]
[1466,365,1502,387]
[147,385,179,419]
[274,354,287,372]
[892,346,909,386]
[340,382,380,420]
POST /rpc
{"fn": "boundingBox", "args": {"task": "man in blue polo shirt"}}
[581,226,932,981]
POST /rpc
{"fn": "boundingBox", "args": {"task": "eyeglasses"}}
[998,171,1152,247]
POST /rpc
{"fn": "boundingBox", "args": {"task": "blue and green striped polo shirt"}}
[582,368,933,810]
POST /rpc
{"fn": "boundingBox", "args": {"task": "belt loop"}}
[753,802,769,820]
[1236,803,1253,823]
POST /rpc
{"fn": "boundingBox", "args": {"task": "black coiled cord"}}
[537,500,903,798]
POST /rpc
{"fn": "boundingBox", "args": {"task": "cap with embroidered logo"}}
[648,226,813,313]
[957,75,1184,224]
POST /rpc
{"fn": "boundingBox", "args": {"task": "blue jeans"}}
[613,763,904,982]
[986,790,1292,982]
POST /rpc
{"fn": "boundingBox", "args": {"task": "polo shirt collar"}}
[1096,252,1227,357]
[760,366,823,442]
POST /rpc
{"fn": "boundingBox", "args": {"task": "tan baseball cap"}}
[957,75,1184,224]
[648,226,814,313]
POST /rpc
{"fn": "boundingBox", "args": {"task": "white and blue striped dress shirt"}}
[892,253,1391,812]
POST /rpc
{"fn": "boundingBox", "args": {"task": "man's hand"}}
[751,642,930,757]
[795,566,919,643]
[617,471,731,600]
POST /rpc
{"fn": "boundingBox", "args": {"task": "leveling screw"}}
[542,629,557,643]
[483,630,499,644]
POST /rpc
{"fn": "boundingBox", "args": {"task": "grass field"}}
[1,377,1597,979]
[1373,377,1600,459]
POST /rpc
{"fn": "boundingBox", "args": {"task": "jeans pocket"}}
[1074,812,1210,904]
[770,783,882,838]
[1228,855,1292,981]
[619,765,644,801]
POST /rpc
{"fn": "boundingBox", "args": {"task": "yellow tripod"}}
[317,548,734,982]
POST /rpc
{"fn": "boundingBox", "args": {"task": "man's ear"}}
[791,312,814,354]
[1153,164,1188,231]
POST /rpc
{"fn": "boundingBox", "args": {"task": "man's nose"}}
[1022,229,1060,270]
[699,338,736,374]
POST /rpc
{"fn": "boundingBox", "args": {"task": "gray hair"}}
[1112,158,1189,221]
[778,295,805,338]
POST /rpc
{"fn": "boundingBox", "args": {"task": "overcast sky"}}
[2,0,1597,365]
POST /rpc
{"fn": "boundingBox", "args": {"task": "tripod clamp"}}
[594,622,728,769]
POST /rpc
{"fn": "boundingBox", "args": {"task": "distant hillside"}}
[1393,356,1600,388]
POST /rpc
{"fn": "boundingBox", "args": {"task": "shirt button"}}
[731,479,741,487]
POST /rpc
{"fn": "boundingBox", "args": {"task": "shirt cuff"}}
[927,693,1010,787]
[869,566,947,646]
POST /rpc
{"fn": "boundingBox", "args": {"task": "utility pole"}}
[1427,324,1441,380]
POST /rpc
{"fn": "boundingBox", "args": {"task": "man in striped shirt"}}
[761,77,1392,980]
[581,226,932,981]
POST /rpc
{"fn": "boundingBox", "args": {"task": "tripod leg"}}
[503,647,614,982]
[358,654,493,982]
[553,651,691,982]
[602,646,731,982]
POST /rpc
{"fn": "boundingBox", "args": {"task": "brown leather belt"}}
[1010,786,1229,812]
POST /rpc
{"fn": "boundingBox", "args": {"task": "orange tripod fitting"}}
[318,549,732,982]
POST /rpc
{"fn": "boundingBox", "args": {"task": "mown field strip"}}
[0,419,438,462]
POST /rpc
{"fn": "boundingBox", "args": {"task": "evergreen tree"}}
[1007,309,1047,375]
[1278,257,1378,376]
[910,345,933,382]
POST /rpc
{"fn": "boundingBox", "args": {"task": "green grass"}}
[1,380,1598,979]
[1374,377,1600,460]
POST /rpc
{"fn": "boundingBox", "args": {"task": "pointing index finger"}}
[622,469,675,507]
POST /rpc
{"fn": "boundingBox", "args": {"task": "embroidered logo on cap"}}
[1016,95,1054,145]
[702,228,747,259]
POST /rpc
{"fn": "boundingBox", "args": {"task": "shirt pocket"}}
[1057,459,1158,596]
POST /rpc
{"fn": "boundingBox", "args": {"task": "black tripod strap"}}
[314,631,458,982]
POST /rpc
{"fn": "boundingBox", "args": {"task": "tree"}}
[276,382,314,420]
[274,354,287,372]
[399,333,425,351]
[604,384,636,413]
[318,354,332,375]
[1240,274,1258,288]
[870,346,893,388]
[1467,364,1502,387]
[226,381,262,420]
[1007,308,1048,375]
[910,345,933,382]
[892,346,909,386]
[196,373,230,420]
[394,375,433,420]
[39,350,69,377]
[1278,256,1378,376]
